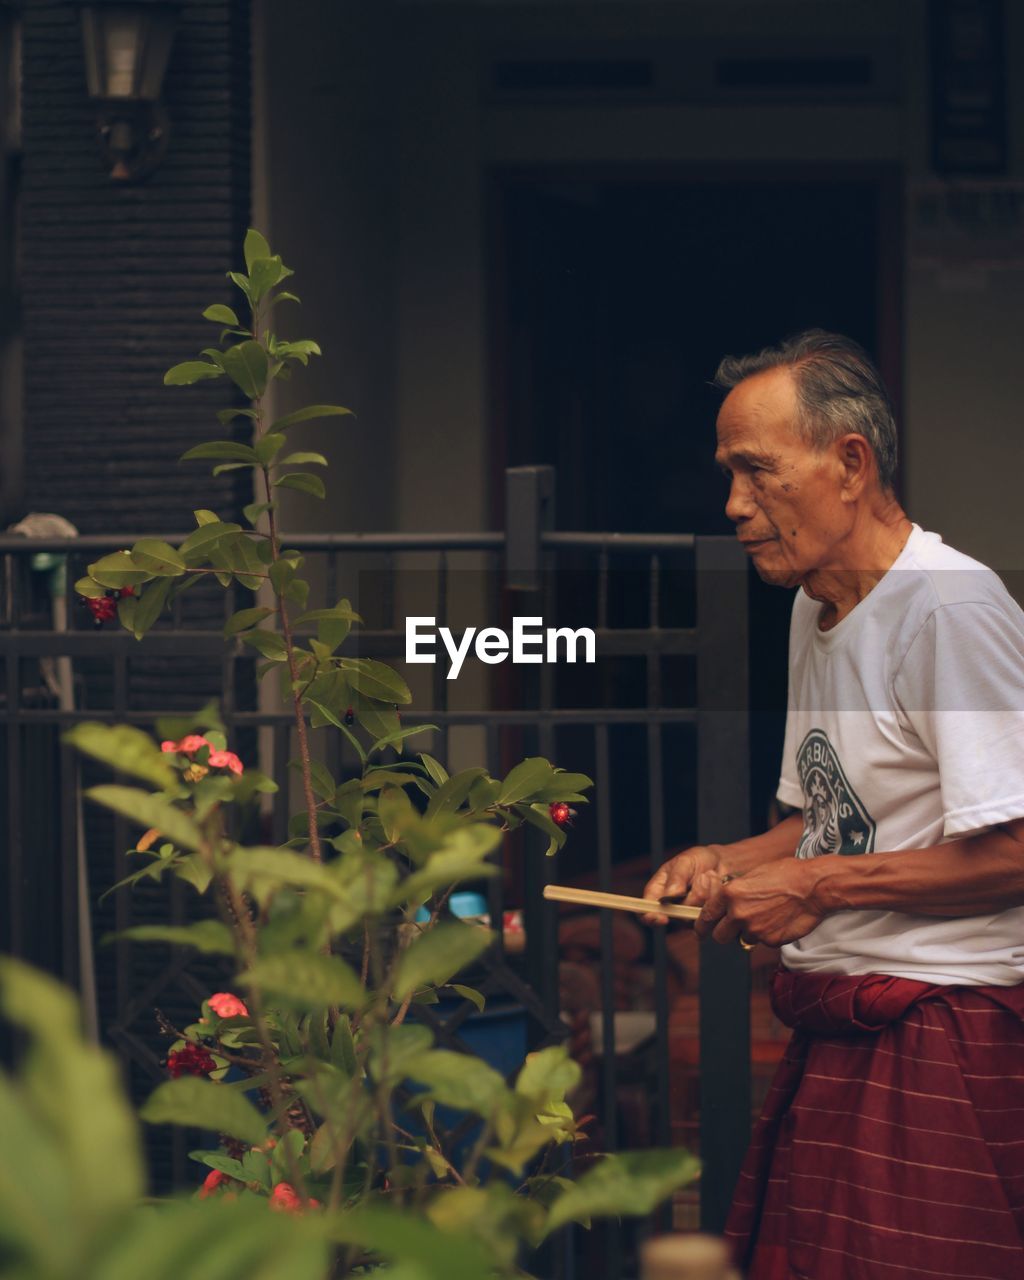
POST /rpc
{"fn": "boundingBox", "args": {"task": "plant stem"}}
[259,473,323,863]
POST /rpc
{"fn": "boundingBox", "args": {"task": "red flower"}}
[167,1041,216,1078]
[208,749,244,776]
[269,1182,321,1212]
[208,992,249,1019]
[549,802,575,828]
[86,596,118,626]
[198,1168,232,1199]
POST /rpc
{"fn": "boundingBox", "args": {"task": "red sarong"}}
[725,969,1024,1280]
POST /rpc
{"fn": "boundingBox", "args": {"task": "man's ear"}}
[836,434,874,500]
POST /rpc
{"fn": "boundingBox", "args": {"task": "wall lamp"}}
[80,3,179,182]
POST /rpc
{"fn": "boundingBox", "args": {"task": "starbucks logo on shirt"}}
[795,729,876,858]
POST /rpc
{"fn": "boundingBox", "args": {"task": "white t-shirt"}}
[778,524,1024,985]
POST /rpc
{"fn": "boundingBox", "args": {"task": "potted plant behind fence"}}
[0,231,698,1279]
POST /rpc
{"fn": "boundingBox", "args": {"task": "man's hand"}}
[695,858,824,948]
[642,845,728,925]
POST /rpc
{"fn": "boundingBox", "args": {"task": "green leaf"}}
[307,758,336,804]
[250,255,288,302]
[240,953,364,1010]
[131,577,173,639]
[222,341,270,400]
[332,1209,496,1280]
[64,722,176,790]
[498,756,555,805]
[178,520,243,562]
[88,550,150,590]
[274,471,325,499]
[130,538,186,577]
[0,958,145,1256]
[365,1023,434,1086]
[425,768,489,818]
[240,628,288,661]
[279,450,328,466]
[107,920,234,955]
[75,575,106,599]
[420,754,449,787]
[230,845,352,904]
[180,440,260,464]
[164,360,222,385]
[342,657,412,704]
[378,786,416,843]
[448,983,486,1013]
[244,228,272,271]
[227,269,254,301]
[331,1014,358,1076]
[538,771,594,796]
[243,500,275,525]
[141,1076,267,1145]
[369,723,438,755]
[224,606,274,636]
[293,605,361,629]
[515,1044,581,1105]
[268,558,295,595]
[544,1149,701,1235]
[396,826,502,903]
[85,786,202,850]
[270,403,353,432]
[403,1048,509,1115]
[520,802,567,858]
[92,1198,329,1280]
[203,303,241,327]
[392,921,492,1000]
[254,432,286,465]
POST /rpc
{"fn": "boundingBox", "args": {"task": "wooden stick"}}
[543,883,700,921]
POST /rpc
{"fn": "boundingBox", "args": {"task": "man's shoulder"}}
[896,526,1019,615]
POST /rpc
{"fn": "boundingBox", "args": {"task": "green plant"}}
[1,231,698,1278]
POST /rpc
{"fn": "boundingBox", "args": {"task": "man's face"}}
[714,367,848,588]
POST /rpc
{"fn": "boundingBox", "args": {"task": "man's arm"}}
[697,817,1024,947]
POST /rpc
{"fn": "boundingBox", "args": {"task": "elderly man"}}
[643,330,1024,1280]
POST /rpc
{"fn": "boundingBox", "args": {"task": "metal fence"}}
[0,465,751,1268]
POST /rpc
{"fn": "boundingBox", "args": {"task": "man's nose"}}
[724,475,757,524]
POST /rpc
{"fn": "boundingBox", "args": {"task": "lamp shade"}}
[81,4,178,102]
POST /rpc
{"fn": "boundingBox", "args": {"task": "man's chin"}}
[751,557,799,588]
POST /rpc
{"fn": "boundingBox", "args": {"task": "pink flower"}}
[208,992,249,1019]
[208,749,243,775]
[161,735,212,755]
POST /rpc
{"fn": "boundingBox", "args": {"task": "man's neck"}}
[802,505,914,631]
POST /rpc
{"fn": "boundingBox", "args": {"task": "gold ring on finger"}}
[739,937,756,952]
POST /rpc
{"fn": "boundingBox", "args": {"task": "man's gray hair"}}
[714,330,898,490]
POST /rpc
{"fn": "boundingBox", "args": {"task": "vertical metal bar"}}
[595,719,621,1277]
[646,555,672,1200]
[696,536,751,1233]
[594,721,617,1149]
[113,650,130,1021]
[434,552,449,765]
[6,655,21,959]
[484,719,505,962]
[59,740,79,986]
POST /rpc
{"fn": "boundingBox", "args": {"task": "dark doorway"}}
[491,171,899,843]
